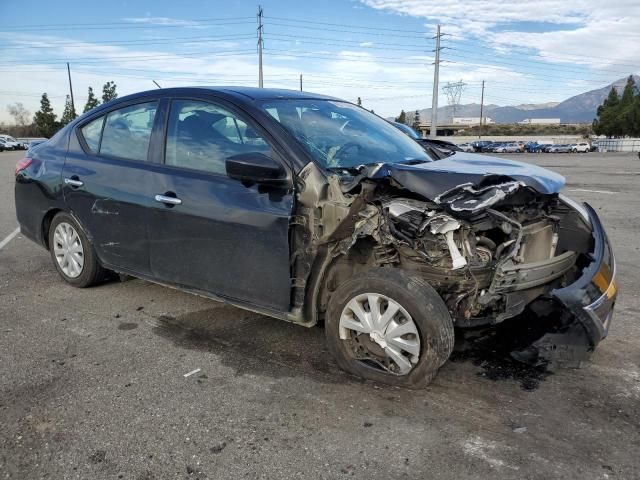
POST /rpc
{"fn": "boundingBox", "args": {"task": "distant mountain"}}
[515,102,560,111]
[399,75,639,124]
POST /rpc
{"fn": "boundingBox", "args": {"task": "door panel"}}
[149,169,293,310]
[63,101,162,274]
[148,98,294,311]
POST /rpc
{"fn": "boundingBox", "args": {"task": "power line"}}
[264,35,427,53]
[265,15,429,34]
[1,19,255,32]
[0,33,257,50]
[264,49,430,65]
[266,21,427,39]
[0,49,257,66]
[449,46,637,78]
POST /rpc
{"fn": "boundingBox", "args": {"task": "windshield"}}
[392,121,421,140]
[260,99,432,169]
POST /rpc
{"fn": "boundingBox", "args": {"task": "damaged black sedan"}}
[15,87,617,387]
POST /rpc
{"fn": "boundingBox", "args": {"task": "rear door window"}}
[99,102,157,161]
[80,116,104,154]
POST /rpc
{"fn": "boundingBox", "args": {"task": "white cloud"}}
[122,17,201,27]
[359,0,640,75]
[4,0,638,125]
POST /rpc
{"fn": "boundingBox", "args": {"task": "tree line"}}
[4,81,118,138]
[592,75,639,137]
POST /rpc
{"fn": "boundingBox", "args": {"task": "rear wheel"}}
[325,268,454,388]
[48,212,105,287]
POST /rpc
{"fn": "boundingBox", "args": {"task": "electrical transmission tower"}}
[442,80,466,123]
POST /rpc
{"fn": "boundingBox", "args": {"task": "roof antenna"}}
[152,80,162,89]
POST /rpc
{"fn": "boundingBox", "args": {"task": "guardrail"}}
[597,139,640,152]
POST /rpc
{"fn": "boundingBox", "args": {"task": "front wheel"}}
[325,268,454,388]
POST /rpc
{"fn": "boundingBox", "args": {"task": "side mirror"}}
[225,152,287,185]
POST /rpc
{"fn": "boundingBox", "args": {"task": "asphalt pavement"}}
[1,149,639,479]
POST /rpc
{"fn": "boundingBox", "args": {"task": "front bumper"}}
[552,203,617,345]
[516,202,618,367]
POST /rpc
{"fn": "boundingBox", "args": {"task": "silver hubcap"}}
[339,293,421,375]
[53,222,84,278]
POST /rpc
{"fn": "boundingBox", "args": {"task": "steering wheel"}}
[332,142,361,162]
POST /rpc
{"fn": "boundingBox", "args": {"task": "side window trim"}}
[75,97,160,163]
[97,114,107,153]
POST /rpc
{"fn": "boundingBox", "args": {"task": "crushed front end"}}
[295,158,617,368]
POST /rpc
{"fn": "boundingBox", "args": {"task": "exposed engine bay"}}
[291,160,611,367]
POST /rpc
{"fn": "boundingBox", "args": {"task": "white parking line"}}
[0,227,20,250]
[568,188,616,195]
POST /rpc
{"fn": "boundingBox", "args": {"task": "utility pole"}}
[479,80,485,139]
[300,74,302,91]
[66,62,75,116]
[429,24,442,139]
[257,5,264,88]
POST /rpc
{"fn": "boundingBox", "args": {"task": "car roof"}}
[116,86,341,103]
[75,86,346,125]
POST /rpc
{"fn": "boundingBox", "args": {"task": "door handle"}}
[155,194,182,206]
[64,177,84,187]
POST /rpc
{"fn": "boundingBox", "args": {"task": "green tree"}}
[411,109,421,131]
[33,93,58,138]
[627,94,640,137]
[593,87,621,137]
[83,86,100,113]
[395,109,406,124]
[357,96,362,106]
[101,81,118,103]
[60,95,77,125]
[619,76,637,137]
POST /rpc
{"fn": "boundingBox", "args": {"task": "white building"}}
[518,118,561,125]
[452,117,494,125]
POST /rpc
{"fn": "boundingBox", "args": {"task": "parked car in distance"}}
[480,142,501,152]
[572,142,590,153]
[549,144,573,153]
[590,141,599,152]
[470,140,492,152]
[494,142,521,153]
[0,135,28,150]
[541,144,555,153]
[0,140,5,152]
[0,136,18,150]
[15,139,30,150]
[524,142,542,153]
[15,87,617,387]
[457,143,475,153]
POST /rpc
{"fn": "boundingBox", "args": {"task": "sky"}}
[0,0,638,123]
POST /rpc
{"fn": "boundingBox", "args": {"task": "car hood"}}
[364,152,566,213]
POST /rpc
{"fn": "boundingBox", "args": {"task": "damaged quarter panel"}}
[14,129,69,247]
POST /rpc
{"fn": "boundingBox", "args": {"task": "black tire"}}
[48,212,105,288]
[325,268,454,388]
